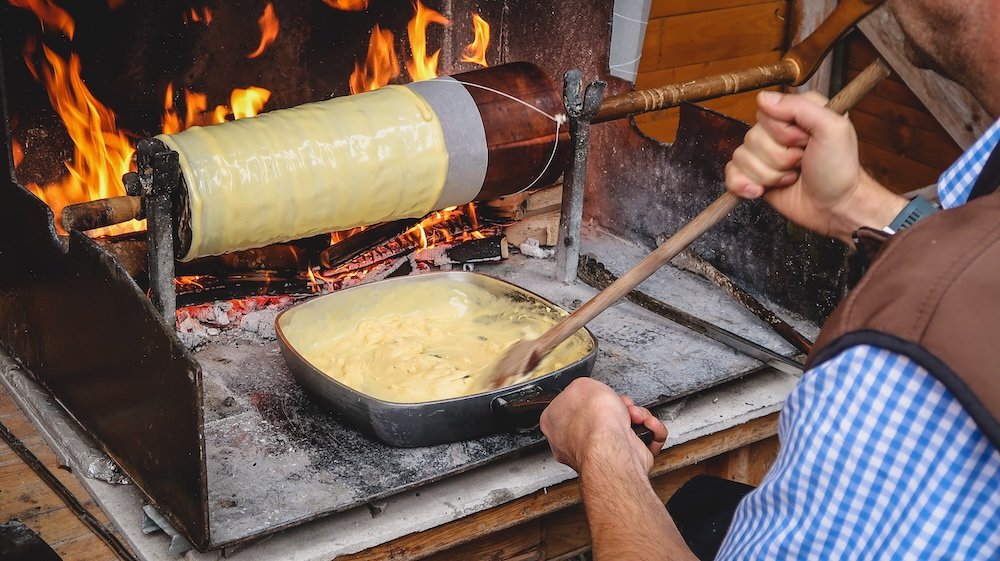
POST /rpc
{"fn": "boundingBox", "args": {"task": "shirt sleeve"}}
[937,118,1000,208]
[714,345,1000,560]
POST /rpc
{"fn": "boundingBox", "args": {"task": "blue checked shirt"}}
[716,118,1000,560]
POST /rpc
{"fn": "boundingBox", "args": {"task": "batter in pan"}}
[279,278,592,403]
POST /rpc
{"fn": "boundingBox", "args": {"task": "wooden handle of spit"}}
[593,0,885,123]
[531,58,892,360]
[62,195,143,232]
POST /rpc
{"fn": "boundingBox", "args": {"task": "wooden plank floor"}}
[0,383,128,561]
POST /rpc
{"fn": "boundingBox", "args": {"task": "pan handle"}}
[490,385,656,446]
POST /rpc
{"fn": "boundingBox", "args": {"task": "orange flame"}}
[22,35,39,80]
[230,87,272,119]
[12,139,24,169]
[349,24,400,95]
[107,0,124,10]
[212,104,229,124]
[184,6,212,24]
[161,83,182,134]
[321,0,367,11]
[465,202,479,230]
[8,0,75,39]
[174,275,207,290]
[184,90,210,126]
[26,46,139,236]
[305,266,323,293]
[406,0,449,82]
[247,2,279,59]
[162,84,272,132]
[461,13,490,67]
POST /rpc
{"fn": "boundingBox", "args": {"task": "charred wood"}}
[418,235,509,266]
[319,219,418,269]
[327,221,498,275]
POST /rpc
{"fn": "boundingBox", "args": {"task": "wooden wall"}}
[632,2,962,194]
[845,32,962,194]
[633,0,790,142]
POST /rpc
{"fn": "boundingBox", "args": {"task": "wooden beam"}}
[791,0,837,96]
[859,8,991,149]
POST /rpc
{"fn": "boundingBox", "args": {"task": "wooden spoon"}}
[487,58,892,389]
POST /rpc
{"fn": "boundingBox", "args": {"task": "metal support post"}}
[138,139,179,324]
[556,70,605,283]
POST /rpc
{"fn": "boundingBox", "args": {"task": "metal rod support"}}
[139,139,179,325]
[556,70,605,283]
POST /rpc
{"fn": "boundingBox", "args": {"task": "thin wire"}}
[421,78,565,194]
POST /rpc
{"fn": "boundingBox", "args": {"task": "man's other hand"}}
[540,378,668,475]
[725,90,906,243]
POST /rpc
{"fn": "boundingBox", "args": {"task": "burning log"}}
[319,219,418,269]
[443,234,509,264]
[324,219,501,275]
[312,256,413,292]
[182,244,317,276]
[412,235,509,267]
[174,272,312,308]
[89,233,320,280]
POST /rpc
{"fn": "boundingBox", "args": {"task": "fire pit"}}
[0,0,846,553]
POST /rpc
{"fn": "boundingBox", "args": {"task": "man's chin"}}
[903,38,934,70]
[901,37,958,83]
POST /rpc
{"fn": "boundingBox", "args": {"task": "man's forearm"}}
[578,440,698,561]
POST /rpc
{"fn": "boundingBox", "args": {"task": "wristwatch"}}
[887,195,939,233]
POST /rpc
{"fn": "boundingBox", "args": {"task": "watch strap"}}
[888,195,939,232]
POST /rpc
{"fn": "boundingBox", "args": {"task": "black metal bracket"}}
[556,70,605,283]
[137,138,179,324]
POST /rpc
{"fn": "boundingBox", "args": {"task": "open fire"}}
[10,0,500,311]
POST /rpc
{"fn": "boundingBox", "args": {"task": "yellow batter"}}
[157,86,449,261]
[278,278,593,403]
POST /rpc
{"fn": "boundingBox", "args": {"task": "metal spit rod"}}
[554,0,887,284]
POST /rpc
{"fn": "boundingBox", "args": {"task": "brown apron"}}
[807,147,1000,447]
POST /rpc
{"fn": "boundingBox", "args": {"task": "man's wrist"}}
[828,173,908,243]
[886,196,939,232]
[578,425,651,478]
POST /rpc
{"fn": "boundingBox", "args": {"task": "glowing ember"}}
[321,0,367,11]
[461,13,490,67]
[26,46,140,236]
[247,2,278,59]
[406,0,449,82]
[107,0,124,10]
[8,0,75,39]
[349,24,400,95]
[175,275,207,290]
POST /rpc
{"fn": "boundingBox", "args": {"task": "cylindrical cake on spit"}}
[156,62,567,261]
